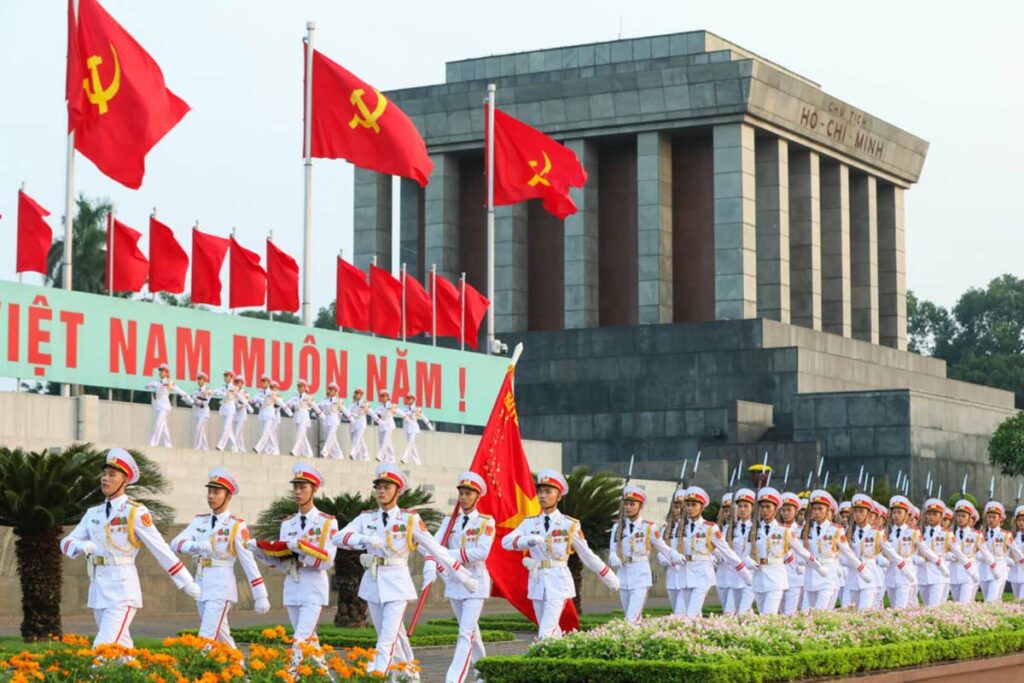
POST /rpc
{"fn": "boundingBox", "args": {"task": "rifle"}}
[782,463,790,489]
[665,458,689,534]
[841,475,848,501]
[801,455,825,542]
[747,451,770,556]
[614,455,636,545]
[720,464,739,527]
[724,459,745,540]
[856,465,865,493]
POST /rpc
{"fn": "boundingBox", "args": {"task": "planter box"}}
[837,653,1024,683]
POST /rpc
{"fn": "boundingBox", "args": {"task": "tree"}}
[907,290,954,356]
[0,444,172,641]
[989,411,1024,478]
[556,467,622,613]
[240,310,301,325]
[314,301,338,330]
[252,486,441,627]
[46,195,113,294]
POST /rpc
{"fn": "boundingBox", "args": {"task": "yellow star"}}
[498,484,540,530]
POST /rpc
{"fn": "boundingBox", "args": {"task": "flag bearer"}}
[503,469,621,639]
[213,370,239,452]
[607,484,684,623]
[334,464,479,677]
[145,363,193,447]
[170,468,270,647]
[348,388,372,461]
[750,487,819,615]
[398,394,434,465]
[801,489,869,613]
[191,372,213,451]
[60,448,201,646]
[288,379,324,458]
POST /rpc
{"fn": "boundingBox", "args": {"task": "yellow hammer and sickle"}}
[83,43,121,115]
[528,151,552,187]
[349,88,388,134]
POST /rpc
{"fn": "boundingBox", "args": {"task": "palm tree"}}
[46,195,113,294]
[557,467,623,613]
[253,485,441,627]
[0,444,172,641]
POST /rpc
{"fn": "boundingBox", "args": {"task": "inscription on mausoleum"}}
[798,101,886,160]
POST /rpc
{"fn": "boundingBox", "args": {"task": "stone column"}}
[564,139,600,329]
[424,153,460,281]
[788,148,822,330]
[755,137,790,323]
[494,203,528,333]
[820,161,852,337]
[637,132,673,324]
[850,173,879,344]
[877,183,907,350]
[399,178,424,281]
[712,123,757,320]
[353,169,392,271]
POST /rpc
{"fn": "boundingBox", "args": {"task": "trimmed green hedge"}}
[475,630,1024,683]
[429,606,719,633]
[177,624,515,648]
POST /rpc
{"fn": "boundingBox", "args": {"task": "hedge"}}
[428,606,705,632]
[177,625,516,648]
[475,629,1024,683]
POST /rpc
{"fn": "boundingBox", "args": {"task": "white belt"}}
[91,556,134,566]
[622,555,649,564]
[523,558,568,572]
[199,558,234,568]
[817,557,839,564]
[758,558,785,565]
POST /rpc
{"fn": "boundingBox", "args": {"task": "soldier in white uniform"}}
[248,464,338,667]
[288,379,324,458]
[503,469,620,639]
[253,377,292,455]
[213,370,239,452]
[145,363,193,447]
[885,495,942,609]
[714,492,734,603]
[371,390,398,463]
[423,472,494,683]
[658,489,687,615]
[674,486,751,618]
[397,394,435,465]
[334,464,479,678]
[777,492,807,615]
[844,494,911,610]
[170,468,270,647]
[60,448,201,646]
[1009,505,1024,600]
[801,489,869,613]
[947,499,986,603]
[721,488,757,615]
[348,388,371,461]
[919,498,971,606]
[607,484,683,623]
[230,375,254,452]
[750,487,819,615]
[191,372,213,451]
[980,501,1024,602]
[318,382,345,459]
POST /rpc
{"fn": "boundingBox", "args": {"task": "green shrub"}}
[177,624,515,648]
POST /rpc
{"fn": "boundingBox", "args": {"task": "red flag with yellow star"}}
[486,105,587,220]
[67,0,190,189]
[470,362,580,632]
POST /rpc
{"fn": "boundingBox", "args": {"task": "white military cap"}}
[721,492,733,506]
[924,498,946,514]
[809,489,834,508]
[734,488,756,505]
[851,493,874,510]
[104,447,140,485]
[687,486,710,507]
[889,495,911,512]
[372,463,406,493]
[536,469,569,495]
[290,463,325,489]
[1015,505,1024,519]
[456,471,487,497]
[206,467,239,495]
[781,492,802,509]
[622,484,647,504]
[984,501,1006,518]
[672,488,688,502]
[757,487,781,506]
[838,500,853,512]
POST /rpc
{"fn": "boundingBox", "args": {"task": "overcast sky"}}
[1,0,1020,314]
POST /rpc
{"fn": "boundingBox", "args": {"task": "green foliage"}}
[240,310,301,325]
[314,301,338,330]
[557,467,623,551]
[476,630,1024,683]
[177,624,515,648]
[990,411,1024,478]
[45,195,112,294]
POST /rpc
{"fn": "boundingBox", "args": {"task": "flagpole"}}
[337,248,344,331]
[485,83,496,356]
[430,263,437,347]
[267,230,275,322]
[370,255,377,338]
[62,0,79,399]
[149,207,157,303]
[460,273,466,353]
[301,21,316,327]
[107,210,114,297]
[401,262,407,343]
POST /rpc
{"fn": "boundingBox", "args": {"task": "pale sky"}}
[1,0,1020,313]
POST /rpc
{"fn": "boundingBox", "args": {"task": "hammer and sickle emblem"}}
[528,151,552,187]
[349,88,388,133]
[83,43,121,115]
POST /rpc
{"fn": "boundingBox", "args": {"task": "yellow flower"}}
[274,671,295,683]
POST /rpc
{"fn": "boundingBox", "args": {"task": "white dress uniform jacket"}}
[431,510,494,600]
[608,516,677,590]
[170,511,268,603]
[276,508,338,606]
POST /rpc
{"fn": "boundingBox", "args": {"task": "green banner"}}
[0,281,508,426]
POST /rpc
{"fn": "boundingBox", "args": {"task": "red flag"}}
[403,273,432,338]
[471,364,580,633]
[148,216,188,294]
[16,190,53,275]
[67,0,190,188]
[229,237,267,309]
[106,218,148,292]
[430,272,461,340]
[486,105,587,219]
[461,280,490,351]
[266,240,300,313]
[369,265,402,338]
[336,257,370,330]
[191,228,229,306]
[308,47,433,186]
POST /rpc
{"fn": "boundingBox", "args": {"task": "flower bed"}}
[177,623,516,648]
[476,603,1024,683]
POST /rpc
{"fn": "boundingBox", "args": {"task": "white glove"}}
[192,540,213,557]
[969,568,979,583]
[608,554,622,569]
[601,570,621,591]
[254,597,271,615]
[286,539,301,552]
[935,559,950,579]
[459,575,479,593]
[813,561,828,578]
[897,560,915,578]
[182,582,201,599]
[739,567,753,586]
[857,564,873,583]
[245,538,259,551]
[365,535,385,550]
[78,541,97,555]
[669,550,685,565]
[422,561,437,588]
[525,535,545,548]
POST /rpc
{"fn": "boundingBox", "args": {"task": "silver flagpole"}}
[485,83,496,355]
[267,230,275,322]
[370,255,377,338]
[107,209,114,297]
[337,248,344,330]
[149,207,157,302]
[401,262,407,342]
[62,0,80,398]
[301,21,316,326]
[460,273,466,353]
[430,263,437,347]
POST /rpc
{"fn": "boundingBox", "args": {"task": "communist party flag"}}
[16,190,53,275]
[486,106,587,219]
[191,228,229,306]
[229,237,267,309]
[308,46,433,186]
[336,257,370,330]
[471,362,580,633]
[67,0,190,189]
[148,216,188,294]
[106,218,149,292]
[369,265,402,338]
[266,240,300,313]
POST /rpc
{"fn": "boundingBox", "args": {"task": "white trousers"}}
[532,598,566,640]
[886,584,916,610]
[93,606,136,647]
[291,423,313,457]
[446,598,486,683]
[232,415,248,452]
[678,586,711,618]
[667,588,682,616]
[754,589,784,615]
[846,587,879,611]
[150,405,172,447]
[350,424,369,460]
[366,600,409,675]
[982,578,1008,602]
[401,431,422,465]
[286,604,324,666]
[618,587,648,623]
[321,423,343,459]
[919,582,948,607]
[721,586,753,615]
[950,581,978,604]
[193,415,210,451]
[376,427,396,463]
[1011,581,1024,600]
[216,415,238,451]
[255,418,276,454]
[803,588,838,613]
[781,585,803,615]
[197,599,234,648]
